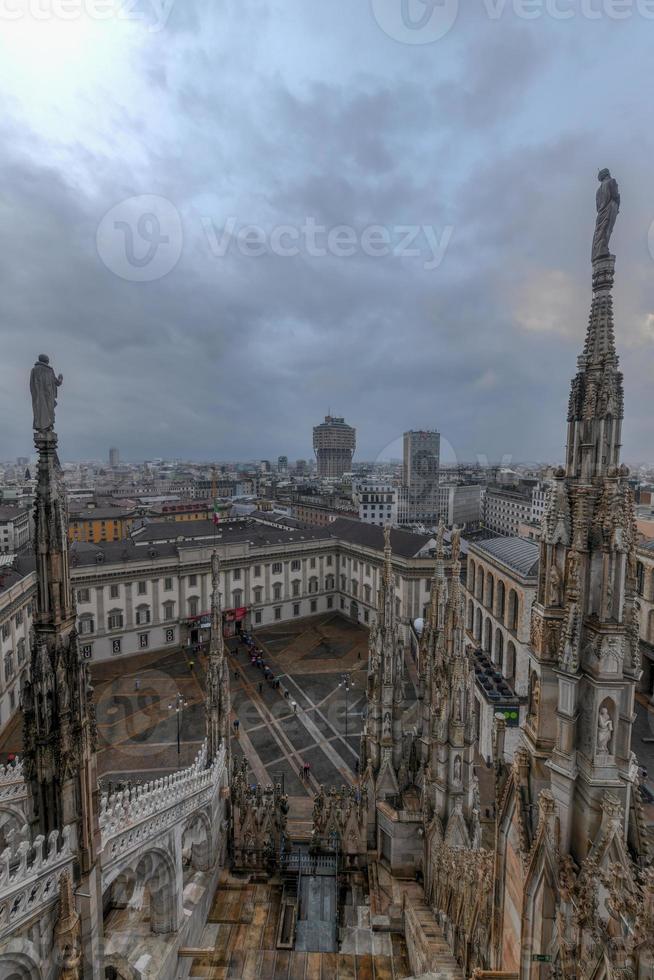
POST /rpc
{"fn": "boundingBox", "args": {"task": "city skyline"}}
[1,3,654,463]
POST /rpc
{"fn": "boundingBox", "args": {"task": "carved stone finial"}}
[54,869,82,980]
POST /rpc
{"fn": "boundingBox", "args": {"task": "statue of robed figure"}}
[30,354,63,432]
[592,168,620,261]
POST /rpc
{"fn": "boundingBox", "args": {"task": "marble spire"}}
[206,550,231,766]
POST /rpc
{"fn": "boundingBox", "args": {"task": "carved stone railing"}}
[0,825,75,934]
[0,758,28,809]
[99,741,226,877]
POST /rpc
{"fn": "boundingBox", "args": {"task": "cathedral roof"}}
[472,535,540,577]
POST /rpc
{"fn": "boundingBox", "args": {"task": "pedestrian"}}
[299,766,304,781]
[134,677,141,691]
[258,682,263,694]
[292,701,297,714]
[304,762,310,778]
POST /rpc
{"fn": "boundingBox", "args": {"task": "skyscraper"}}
[109,447,119,467]
[402,429,440,523]
[313,415,356,479]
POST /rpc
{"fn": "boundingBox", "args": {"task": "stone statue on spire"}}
[30,354,63,432]
[592,168,620,262]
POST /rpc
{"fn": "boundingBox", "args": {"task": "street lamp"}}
[168,692,188,759]
[339,673,354,740]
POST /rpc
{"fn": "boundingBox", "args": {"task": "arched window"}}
[476,569,484,601]
[467,599,474,631]
[506,641,516,683]
[108,609,124,631]
[136,604,151,626]
[507,590,519,632]
[326,575,335,591]
[468,560,476,596]
[496,580,505,619]
[474,607,482,643]
[483,617,492,653]
[486,574,494,610]
[495,628,504,670]
[364,584,371,603]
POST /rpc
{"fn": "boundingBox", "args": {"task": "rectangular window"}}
[255,610,262,624]
[310,599,317,613]
[327,596,333,609]
[108,611,124,631]
[110,584,119,599]
[293,603,300,616]
[274,607,281,621]
[138,580,147,595]
[164,577,173,591]
[188,574,197,587]
[254,565,261,577]
[139,632,149,649]
[77,588,90,603]
[326,555,333,566]
[272,562,282,574]
[310,557,316,569]
[14,611,22,626]
[291,560,301,571]
[233,568,241,580]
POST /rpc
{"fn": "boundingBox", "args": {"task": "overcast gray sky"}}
[1,0,653,465]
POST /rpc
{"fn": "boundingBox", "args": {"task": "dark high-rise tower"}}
[313,415,356,478]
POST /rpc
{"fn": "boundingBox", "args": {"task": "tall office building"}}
[109,447,119,467]
[313,415,356,479]
[402,429,440,523]
[277,455,288,475]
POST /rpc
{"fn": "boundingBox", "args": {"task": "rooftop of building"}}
[328,518,434,559]
[0,553,36,595]
[471,535,540,578]
[0,505,30,522]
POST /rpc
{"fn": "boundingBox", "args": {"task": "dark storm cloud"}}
[0,0,652,463]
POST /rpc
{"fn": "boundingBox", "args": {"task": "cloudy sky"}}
[1,0,653,465]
